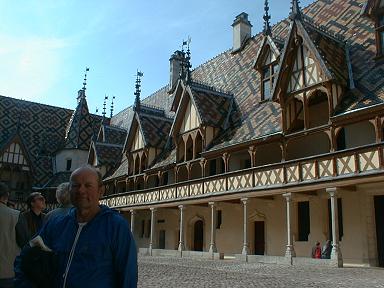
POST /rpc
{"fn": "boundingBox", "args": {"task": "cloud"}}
[0,35,71,101]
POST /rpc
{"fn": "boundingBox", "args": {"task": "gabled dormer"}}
[254,0,281,101]
[0,134,31,172]
[170,79,234,163]
[362,0,384,58]
[271,1,353,134]
[124,72,173,175]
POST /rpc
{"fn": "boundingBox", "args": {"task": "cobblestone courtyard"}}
[138,256,384,288]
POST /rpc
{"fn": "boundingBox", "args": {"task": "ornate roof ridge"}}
[103,124,127,132]
[301,14,346,45]
[95,142,124,148]
[190,80,233,98]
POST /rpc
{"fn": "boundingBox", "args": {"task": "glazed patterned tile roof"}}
[0,95,103,187]
[42,172,72,188]
[94,143,124,166]
[302,19,349,86]
[106,0,384,174]
[189,82,233,128]
[100,124,127,146]
[138,108,173,149]
[64,92,97,150]
[104,155,128,180]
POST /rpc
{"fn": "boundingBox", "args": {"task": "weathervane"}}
[180,37,192,82]
[133,70,144,112]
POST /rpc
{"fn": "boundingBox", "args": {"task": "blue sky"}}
[0,0,313,116]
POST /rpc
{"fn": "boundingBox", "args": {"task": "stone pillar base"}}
[209,244,217,254]
[285,245,296,258]
[331,246,343,267]
[242,245,248,256]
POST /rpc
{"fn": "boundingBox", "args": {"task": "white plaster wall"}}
[55,149,88,173]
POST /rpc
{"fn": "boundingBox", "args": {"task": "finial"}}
[82,67,90,91]
[133,70,144,112]
[263,0,272,36]
[183,36,192,82]
[110,96,116,118]
[290,0,302,20]
[102,95,108,118]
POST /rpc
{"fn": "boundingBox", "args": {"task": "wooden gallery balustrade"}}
[101,143,384,208]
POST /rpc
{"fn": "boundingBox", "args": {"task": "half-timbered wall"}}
[131,127,145,151]
[287,44,323,93]
[180,100,200,133]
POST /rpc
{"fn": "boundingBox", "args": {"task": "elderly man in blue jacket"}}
[15,165,138,288]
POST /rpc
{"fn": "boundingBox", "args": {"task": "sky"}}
[0,0,313,116]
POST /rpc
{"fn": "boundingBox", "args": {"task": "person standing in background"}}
[0,183,20,288]
[15,192,46,249]
[44,182,72,224]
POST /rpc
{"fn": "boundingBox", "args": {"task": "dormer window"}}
[261,49,279,101]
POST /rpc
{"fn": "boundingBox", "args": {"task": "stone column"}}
[130,209,136,234]
[326,187,343,267]
[208,202,217,255]
[283,193,296,259]
[149,208,156,256]
[241,198,249,256]
[178,205,185,254]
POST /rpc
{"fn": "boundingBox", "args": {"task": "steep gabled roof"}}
[254,35,281,69]
[106,0,384,174]
[93,142,123,166]
[0,95,102,187]
[97,124,127,145]
[64,90,96,150]
[271,17,350,101]
[42,172,72,189]
[104,155,128,181]
[125,104,173,152]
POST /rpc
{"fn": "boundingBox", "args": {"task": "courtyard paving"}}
[138,256,384,288]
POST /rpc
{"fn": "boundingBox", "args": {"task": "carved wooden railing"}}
[101,143,384,208]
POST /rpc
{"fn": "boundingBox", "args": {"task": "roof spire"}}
[77,67,89,102]
[102,95,108,118]
[185,37,192,83]
[263,0,272,36]
[83,67,90,91]
[133,70,143,112]
[290,0,302,20]
[110,96,115,118]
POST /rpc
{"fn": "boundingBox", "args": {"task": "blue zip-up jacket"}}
[15,205,137,288]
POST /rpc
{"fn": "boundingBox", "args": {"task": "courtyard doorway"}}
[374,195,384,267]
[159,230,166,249]
[254,221,265,255]
[194,220,204,251]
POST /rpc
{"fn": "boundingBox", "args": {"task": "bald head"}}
[70,165,103,187]
[69,165,103,217]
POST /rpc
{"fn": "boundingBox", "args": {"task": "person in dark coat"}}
[321,240,332,259]
[15,192,46,248]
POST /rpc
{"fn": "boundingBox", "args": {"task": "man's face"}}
[70,168,101,211]
[31,194,46,211]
